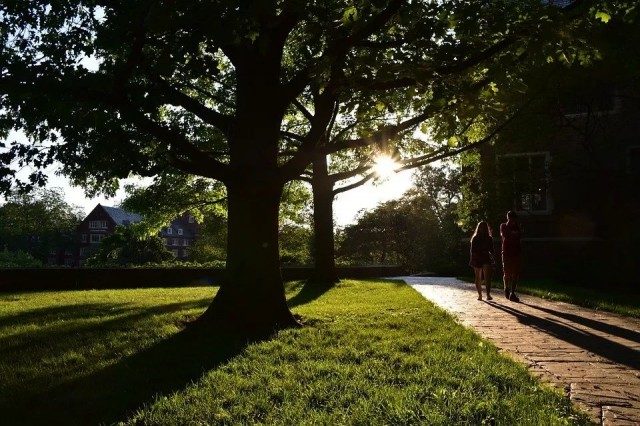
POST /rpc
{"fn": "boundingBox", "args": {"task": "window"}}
[188,216,195,223]
[183,239,188,246]
[64,258,74,267]
[173,238,179,246]
[90,234,104,244]
[89,220,107,229]
[163,238,169,246]
[171,249,179,257]
[81,234,87,243]
[497,152,551,214]
[80,247,88,256]
[167,228,173,235]
[177,229,183,235]
[628,146,640,175]
[560,88,619,117]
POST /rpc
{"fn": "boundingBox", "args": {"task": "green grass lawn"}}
[459,276,640,318]
[0,280,588,425]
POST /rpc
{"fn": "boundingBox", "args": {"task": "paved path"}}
[400,276,640,425]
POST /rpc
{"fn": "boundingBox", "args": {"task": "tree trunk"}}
[197,178,299,334]
[310,155,339,286]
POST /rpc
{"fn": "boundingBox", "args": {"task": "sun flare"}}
[373,155,399,179]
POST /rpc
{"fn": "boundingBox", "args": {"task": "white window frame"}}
[497,151,553,215]
[188,216,195,223]
[167,228,173,235]
[171,249,179,258]
[81,234,87,243]
[177,228,183,235]
[90,234,103,244]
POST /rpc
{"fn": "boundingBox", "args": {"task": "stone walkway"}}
[400,276,640,425]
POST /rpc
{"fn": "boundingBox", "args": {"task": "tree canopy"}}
[0,0,616,191]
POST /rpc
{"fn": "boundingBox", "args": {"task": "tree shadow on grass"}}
[523,303,640,345]
[1,301,261,425]
[488,302,640,370]
[287,279,335,308]
[0,300,209,355]
[0,303,137,329]
[286,278,405,309]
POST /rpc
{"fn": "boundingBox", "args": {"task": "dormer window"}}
[177,229,183,235]
[167,228,173,235]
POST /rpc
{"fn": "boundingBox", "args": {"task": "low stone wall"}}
[0,265,406,292]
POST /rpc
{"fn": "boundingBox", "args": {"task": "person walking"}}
[500,211,522,302]
[469,221,494,301]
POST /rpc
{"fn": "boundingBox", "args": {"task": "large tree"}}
[0,0,614,332]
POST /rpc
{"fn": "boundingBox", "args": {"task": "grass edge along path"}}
[0,280,589,425]
[459,276,640,318]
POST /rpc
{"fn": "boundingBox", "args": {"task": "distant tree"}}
[85,226,173,266]
[0,188,82,262]
[337,166,464,273]
[1,1,616,331]
[188,212,228,264]
[0,249,43,268]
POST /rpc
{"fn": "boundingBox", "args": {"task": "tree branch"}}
[119,106,231,182]
[325,107,436,155]
[333,172,376,195]
[396,106,525,172]
[153,78,232,136]
[281,0,406,104]
[329,162,371,183]
[292,98,314,122]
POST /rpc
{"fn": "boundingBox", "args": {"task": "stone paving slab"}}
[400,276,640,425]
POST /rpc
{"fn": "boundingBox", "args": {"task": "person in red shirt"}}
[500,211,522,302]
[469,221,494,301]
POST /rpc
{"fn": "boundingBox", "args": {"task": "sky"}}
[2,130,416,226]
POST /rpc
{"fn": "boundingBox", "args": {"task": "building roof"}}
[546,0,574,7]
[101,206,142,226]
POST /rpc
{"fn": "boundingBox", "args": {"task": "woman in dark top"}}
[500,210,522,302]
[469,221,494,301]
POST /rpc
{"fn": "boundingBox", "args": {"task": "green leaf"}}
[595,11,611,23]
[342,6,358,25]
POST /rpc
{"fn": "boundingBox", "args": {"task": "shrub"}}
[0,249,43,268]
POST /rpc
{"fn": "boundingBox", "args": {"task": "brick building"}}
[75,204,199,265]
[76,204,142,265]
[477,77,640,284]
[159,213,199,259]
